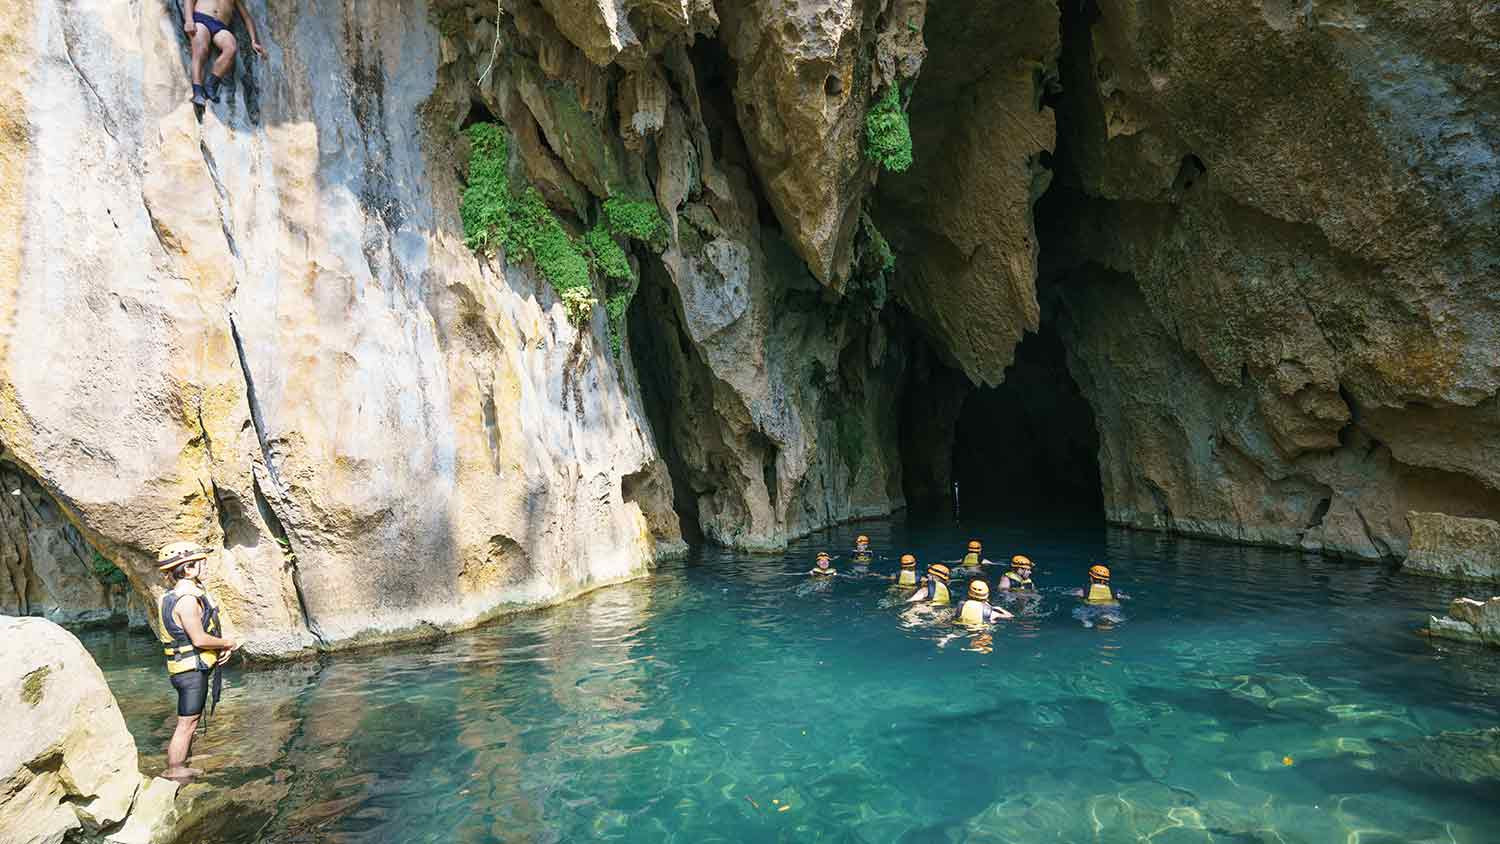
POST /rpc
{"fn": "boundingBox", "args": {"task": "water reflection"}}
[80,520,1500,843]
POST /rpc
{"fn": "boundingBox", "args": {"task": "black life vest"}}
[160,587,221,675]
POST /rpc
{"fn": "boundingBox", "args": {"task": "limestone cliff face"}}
[0,0,687,656]
[3,0,1496,655]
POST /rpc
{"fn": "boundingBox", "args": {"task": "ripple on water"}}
[79,521,1500,843]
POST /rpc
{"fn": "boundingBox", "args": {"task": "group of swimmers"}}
[807,536,1123,628]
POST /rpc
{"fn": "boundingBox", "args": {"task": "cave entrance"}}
[949,321,1103,519]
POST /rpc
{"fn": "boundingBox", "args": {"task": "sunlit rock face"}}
[3,0,1497,648]
[0,0,684,656]
[0,617,151,841]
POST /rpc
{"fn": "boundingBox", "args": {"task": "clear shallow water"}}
[83,520,1500,843]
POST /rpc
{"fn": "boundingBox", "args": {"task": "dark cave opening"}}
[948,321,1103,519]
[627,256,706,546]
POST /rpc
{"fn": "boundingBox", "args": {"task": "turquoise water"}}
[83,520,1500,842]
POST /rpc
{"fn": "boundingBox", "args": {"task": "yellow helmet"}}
[929,564,950,582]
[900,553,917,567]
[968,580,990,600]
[967,540,982,552]
[856,534,870,544]
[156,541,210,572]
[1012,555,1033,569]
[1089,564,1110,581]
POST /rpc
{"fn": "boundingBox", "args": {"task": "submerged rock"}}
[0,617,176,843]
[1427,597,1500,648]
[1404,512,1500,582]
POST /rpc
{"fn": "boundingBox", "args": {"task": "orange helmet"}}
[1011,555,1033,569]
[1089,564,1110,581]
[816,551,832,561]
[967,540,982,552]
[900,553,917,568]
[968,580,990,600]
[928,564,951,582]
[856,534,870,544]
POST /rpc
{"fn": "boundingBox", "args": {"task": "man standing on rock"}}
[157,542,236,780]
[182,0,267,105]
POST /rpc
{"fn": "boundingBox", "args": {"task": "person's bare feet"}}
[162,766,203,781]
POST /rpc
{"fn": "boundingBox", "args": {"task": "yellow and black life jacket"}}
[961,552,981,568]
[897,568,918,587]
[811,567,836,577]
[929,578,951,606]
[160,586,221,675]
[1004,571,1034,591]
[1085,582,1116,605]
[851,549,873,565]
[957,599,994,626]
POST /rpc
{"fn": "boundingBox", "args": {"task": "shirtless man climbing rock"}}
[183,0,266,105]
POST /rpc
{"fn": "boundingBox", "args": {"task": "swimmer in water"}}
[997,555,1036,593]
[906,563,952,605]
[954,580,1013,626]
[848,535,874,574]
[1069,564,1126,604]
[893,553,920,587]
[808,551,837,577]
[955,539,992,575]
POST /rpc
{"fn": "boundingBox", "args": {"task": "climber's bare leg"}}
[190,26,212,87]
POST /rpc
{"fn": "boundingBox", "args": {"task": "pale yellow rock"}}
[0,617,143,842]
[0,0,682,657]
[104,777,181,844]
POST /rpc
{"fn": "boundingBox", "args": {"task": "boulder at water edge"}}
[1402,512,1500,582]
[0,616,175,844]
[1428,597,1500,649]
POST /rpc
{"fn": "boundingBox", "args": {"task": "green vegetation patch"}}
[90,550,127,586]
[865,86,913,173]
[585,225,633,282]
[602,197,666,247]
[461,122,664,350]
[861,214,895,274]
[462,123,595,322]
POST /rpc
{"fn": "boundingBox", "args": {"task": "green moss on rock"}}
[461,123,593,321]
[602,197,666,247]
[865,86,913,173]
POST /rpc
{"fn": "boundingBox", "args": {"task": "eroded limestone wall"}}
[0,0,687,655]
[1043,0,1500,557]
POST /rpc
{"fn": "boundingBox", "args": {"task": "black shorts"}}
[171,669,209,716]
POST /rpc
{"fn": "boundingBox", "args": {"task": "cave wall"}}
[1041,0,1500,557]
[2,0,1496,653]
[0,0,926,652]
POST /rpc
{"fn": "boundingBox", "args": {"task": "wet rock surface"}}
[1428,597,1500,648]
